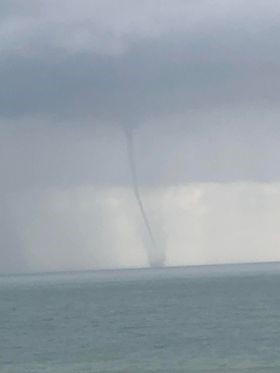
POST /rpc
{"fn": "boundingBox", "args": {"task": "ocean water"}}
[1,263,280,373]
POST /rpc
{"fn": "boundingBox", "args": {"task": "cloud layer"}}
[1,0,280,122]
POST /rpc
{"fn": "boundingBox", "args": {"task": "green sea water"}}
[1,263,280,372]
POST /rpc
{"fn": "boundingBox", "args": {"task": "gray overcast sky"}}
[1,1,280,273]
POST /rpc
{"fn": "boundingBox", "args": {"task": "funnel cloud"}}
[124,127,165,267]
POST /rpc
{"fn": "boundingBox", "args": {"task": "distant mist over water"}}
[2,183,280,274]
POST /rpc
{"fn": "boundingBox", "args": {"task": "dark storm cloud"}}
[0,0,280,126]
[1,26,280,124]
